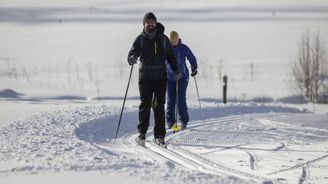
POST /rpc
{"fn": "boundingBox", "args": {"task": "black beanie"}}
[143,12,157,25]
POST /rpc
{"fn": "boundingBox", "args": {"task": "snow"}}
[0,171,159,184]
[1,102,327,183]
[1,0,328,183]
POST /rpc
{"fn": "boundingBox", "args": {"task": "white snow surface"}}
[1,0,328,183]
[1,101,328,184]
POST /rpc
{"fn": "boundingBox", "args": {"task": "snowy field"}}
[1,0,328,183]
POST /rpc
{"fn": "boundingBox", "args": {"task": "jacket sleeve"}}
[164,36,179,73]
[184,44,198,69]
[127,36,141,64]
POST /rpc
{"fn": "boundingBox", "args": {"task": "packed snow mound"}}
[0,89,24,98]
[0,105,124,173]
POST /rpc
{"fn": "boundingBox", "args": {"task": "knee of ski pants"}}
[177,80,188,102]
[156,97,165,105]
[166,80,176,99]
[166,97,175,114]
[140,100,151,110]
[166,94,175,106]
[166,101,175,112]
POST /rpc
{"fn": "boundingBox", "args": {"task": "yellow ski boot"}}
[171,123,181,133]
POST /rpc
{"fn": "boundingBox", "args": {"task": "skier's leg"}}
[178,79,189,128]
[166,80,176,128]
[138,80,153,136]
[153,80,167,139]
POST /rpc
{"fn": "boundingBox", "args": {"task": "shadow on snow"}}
[75,103,305,144]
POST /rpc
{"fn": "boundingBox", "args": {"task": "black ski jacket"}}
[128,22,178,81]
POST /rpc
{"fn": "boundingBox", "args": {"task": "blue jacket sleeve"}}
[184,45,197,69]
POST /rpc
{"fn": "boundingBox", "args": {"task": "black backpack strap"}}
[139,36,144,50]
[162,35,167,50]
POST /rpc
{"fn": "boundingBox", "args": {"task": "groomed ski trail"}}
[104,114,284,183]
[99,112,328,183]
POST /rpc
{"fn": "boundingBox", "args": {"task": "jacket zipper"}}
[154,42,158,55]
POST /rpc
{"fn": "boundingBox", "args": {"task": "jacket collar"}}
[142,22,165,40]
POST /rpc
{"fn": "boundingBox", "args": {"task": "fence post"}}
[223,75,228,104]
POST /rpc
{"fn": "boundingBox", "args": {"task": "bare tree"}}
[313,30,328,102]
[291,29,328,103]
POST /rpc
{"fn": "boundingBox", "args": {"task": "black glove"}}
[191,68,197,77]
[174,72,182,81]
[128,55,138,65]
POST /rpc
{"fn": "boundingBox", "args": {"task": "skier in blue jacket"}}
[166,31,198,130]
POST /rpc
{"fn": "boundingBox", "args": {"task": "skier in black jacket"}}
[128,12,181,146]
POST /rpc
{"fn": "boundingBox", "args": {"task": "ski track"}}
[167,142,328,153]
[166,115,270,181]
[109,112,328,183]
[199,143,250,156]
[298,166,309,184]
[169,144,269,182]
[2,105,328,183]
[273,142,285,151]
[113,114,274,183]
[108,131,243,184]
[268,154,328,175]
[244,150,257,170]
[93,111,328,183]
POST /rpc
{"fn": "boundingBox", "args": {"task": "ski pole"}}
[115,65,134,139]
[175,80,179,128]
[193,76,206,130]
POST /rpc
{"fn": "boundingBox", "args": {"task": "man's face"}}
[144,19,156,32]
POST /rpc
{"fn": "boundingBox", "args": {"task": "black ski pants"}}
[138,79,167,139]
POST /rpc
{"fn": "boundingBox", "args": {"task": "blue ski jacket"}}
[166,40,198,81]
